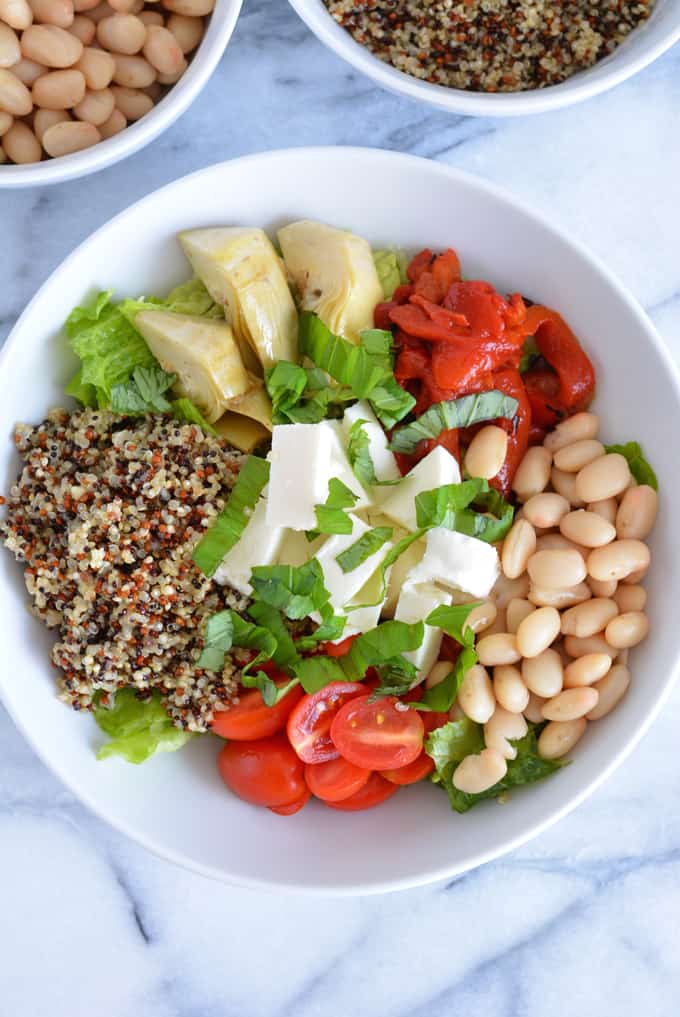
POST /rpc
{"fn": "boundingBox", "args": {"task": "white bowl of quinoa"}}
[1,148,680,894]
[288,0,680,115]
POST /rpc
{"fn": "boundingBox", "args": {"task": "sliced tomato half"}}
[330,695,425,771]
[305,757,371,803]
[323,772,400,812]
[211,680,302,741]
[286,682,366,764]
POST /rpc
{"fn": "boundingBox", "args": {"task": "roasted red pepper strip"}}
[523,305,595,411]
[406,249,434,283]
[523,366,563,429]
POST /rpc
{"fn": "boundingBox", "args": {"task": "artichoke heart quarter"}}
[226,376,273,431]
[277,220,383,344]
[133,310,250,423]
[178,227,298,371]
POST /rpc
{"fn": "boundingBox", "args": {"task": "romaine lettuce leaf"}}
[605,441,658,490]
[94,689,193,764]
[110,365,176,415]
[373,249,407,299]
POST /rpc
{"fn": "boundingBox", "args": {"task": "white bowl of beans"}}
[1,148,679,893]
[0,0,242,185]
[287,0,680,116]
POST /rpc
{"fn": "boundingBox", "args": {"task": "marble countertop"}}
[2,2,680,1014]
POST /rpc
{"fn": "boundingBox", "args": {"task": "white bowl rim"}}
[2,146,680,895]
[287,0,680,116]
[0,0,243,189]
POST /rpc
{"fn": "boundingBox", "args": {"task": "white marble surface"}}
[2,2,680,1014]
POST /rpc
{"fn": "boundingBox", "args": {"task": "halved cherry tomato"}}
[323,772,399,811]
[381,710,448,785]
[217,735,306,808]
[286,682,366,763]
[269,787,311,816]
[210,680,302,741]
[330,695,425,770]
[305,757,371,802]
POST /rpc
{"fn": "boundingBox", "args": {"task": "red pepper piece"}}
[406,249,434,283]
[523,306,595,411]
[389,302,466,342]
[523,366,564,429]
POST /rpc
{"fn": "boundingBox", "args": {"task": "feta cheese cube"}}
[214,499,285,595]
[379,445,461,531]
[315,515,393,611]
[394,582,453,681]
[341,400,400,484]
[266,423,336,530]
[276,529,324,567]
[408,527,499,599]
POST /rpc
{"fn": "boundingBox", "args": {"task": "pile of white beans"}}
[0,0,211,164]
[426,411,658,797]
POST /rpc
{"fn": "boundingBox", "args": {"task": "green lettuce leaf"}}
[192,456,270,577]
[426,717,485,776]
[65,368,98,408]
[604,441,658,490]
[335,525,393,574]
[314,478,358,535]
[298,313,415,429]
[415,479,515,543]
[373,249,407,299]
[388,391,519,455]
[164,277,223,318]
[171,397,218,435]
[110,365,176,416]
[94,689,193,764]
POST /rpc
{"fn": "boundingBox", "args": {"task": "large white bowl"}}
[288,0,680,116]
[1,148,679,894]
[0,0,242,189]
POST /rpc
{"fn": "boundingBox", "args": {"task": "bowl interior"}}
[0,0,243,188]
[288,0,680,115]
[1,148,679,894]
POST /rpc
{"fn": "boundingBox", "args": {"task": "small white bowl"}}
[0,0,242,188]
[1,148,679,894]
[288,0,680,116]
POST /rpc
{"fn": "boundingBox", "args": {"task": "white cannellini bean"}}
[0,109,12,133]
[493,665,529,714]
[463,600,497,635]
[28,0,74,27]
[542,687,598,721]
[521,647,563,698]
[492,572,530,609]
[586,665,631,720]
[516,606,561,658]
[33,105,68,140]
[0,68,33,114]
[476,633,521,668]
[538,717,587,759]
[97,105,125,136]
[21,23,83,65]
[112,53,156,87]
[424,660,452,690]
[138,9,164,24]
[587,577,618,598]
[534,533,588,559]
[96,12,147,52]
[110,83,153,117]
[452,748,507,794]
[501,517,536,580]
[522,492,570,529]
[550,466,585,508]
[529,582,591,609]
[464,425,508,480]
[576,453,631,503]
[155,57,184,83]
[552,439,605,473]
[72,85,114,123]
[41,116,98,153]
[166,11,203,52]
[142,23,183,74]
[457,663,496,723]
[0,0,33,29]
[11,56,46,84]
[563,652,612,687]
[484,707,528,760]
[563,633,618,659]
[506,597,535,634]
[0,22,22,67]
[615,485,658,540]
[76,46,115,89]
[527,549,586,589]
[560,598,618,638]
[544,412,599,452]
[587,539,650,583]
[604,612,649,649]
[588,498,618,525]
[523,691,547,724]
[161,0,214,15]
[512,445,552,501]
[1,119,40,161]
[559,509,616,548]
[32,67,86,108]
[68,13,96,42]
[613,584,646,613]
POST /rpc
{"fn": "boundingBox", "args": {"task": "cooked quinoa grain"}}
[1,408,253,733]
[324,0,655,92]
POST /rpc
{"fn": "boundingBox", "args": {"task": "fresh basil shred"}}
[388,390,519,455]
[335,526,393,574]
[417,603,479,712]
[314,478,358,535]
[192,456,270,577]
[347,419,378,487]
[415,479,515,543]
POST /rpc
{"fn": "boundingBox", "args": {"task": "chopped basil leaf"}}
[294,604,347,652]
[228,613,278,677]
[196,610,234,671]
[314,478,358,535]
[94,689,193,764]
[417,603,479,712]
[415,479,515,543]
[341,620,424,682]
[247,602,300,670]
[335,526,393,574]
[265,360,355,425]
[604,441,658,491]
[192,456,270,577]
[519,336,541,374]
[250,558,331,621]
[171,397,218,435]
[347,530,424,610]
[388,390,519,454]
[298,312,415,428]
[293,655,346,694]
[110,365,176,416]
[347,419,378,487]
[245,673,300,707]
[368,656,419,700]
